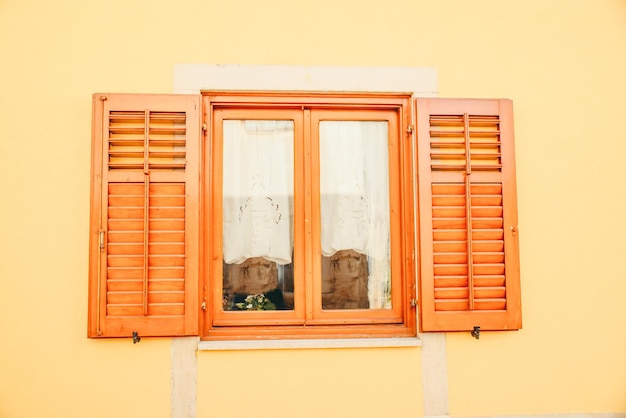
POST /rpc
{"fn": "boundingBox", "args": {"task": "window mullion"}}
[303,108,314,321]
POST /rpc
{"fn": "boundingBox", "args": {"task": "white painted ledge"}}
[174,64,438,96]
[198,337,421,351]
[455,415,626,418]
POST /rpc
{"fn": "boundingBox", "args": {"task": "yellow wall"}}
[1,1,625,417]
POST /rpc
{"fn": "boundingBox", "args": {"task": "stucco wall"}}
[1,1,625,417]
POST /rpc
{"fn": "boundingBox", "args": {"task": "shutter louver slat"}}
[470,183,505,312]
[430,114,467,172]
[108,111,187,171]
[108,111,146,170]
[149,112,187,170]
[432,181,469,312]
[469,115,501,172]
[430,116,506,313]
[89,93,200,338]
[105,183,186,318]
[417,98,521,332]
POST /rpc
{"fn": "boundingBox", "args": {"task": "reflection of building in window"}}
[222,257,291,310]
[322,249,369,310]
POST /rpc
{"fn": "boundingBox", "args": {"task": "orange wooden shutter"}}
[416,98,521,332]
[88,93,200,338]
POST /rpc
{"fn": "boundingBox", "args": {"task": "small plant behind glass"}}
[235,293,277,311]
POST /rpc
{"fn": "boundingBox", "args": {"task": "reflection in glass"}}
[221,120,294,311]
[319,121,391,310]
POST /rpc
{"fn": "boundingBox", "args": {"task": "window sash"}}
[309,109,403,324]
[210,108,306,326]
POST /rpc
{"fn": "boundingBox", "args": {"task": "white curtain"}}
[222,120,294,265]
[319,121,391,308]
[221,119,391,308]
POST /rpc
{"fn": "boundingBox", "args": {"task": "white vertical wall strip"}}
[170,337,198,418]
[421,332,450,418]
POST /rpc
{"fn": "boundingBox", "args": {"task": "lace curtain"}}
[319,121,391,308]
[222,119,391,308]
[222,120,294,265]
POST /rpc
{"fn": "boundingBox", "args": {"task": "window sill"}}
[197,336,421,351]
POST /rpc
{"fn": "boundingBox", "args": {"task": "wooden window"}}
[416,98,521,332]
[88,94,200,338]
[201,92,417,339]
[88,93,521,340]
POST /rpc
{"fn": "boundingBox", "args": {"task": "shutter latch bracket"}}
[132,331,141,344]
[471,326,480,340]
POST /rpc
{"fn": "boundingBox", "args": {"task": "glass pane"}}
[319,121,391,310]
[221,120,294,311]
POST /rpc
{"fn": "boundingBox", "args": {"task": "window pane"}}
[221,120,294,311]
[319,121,391,310]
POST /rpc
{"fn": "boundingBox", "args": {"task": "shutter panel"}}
[89,93,200,338]
[416,98,521,332]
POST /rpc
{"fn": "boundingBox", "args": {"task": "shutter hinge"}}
[406,124,414,134]
[98,231,105,250]
[410,299,417,307]
[202,123,207,133]
[201,301,207,311]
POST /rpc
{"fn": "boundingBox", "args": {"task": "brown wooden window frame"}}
[200,92,417,340]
